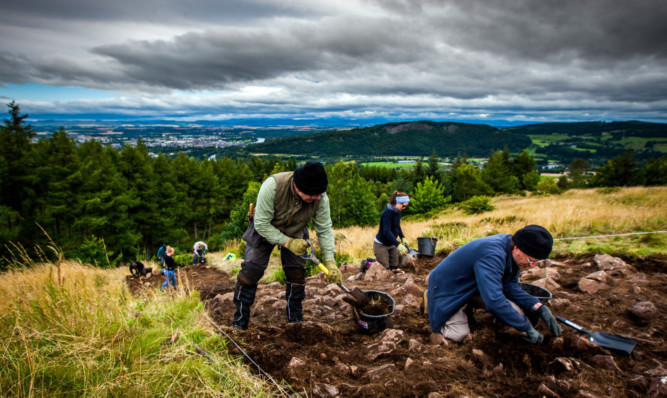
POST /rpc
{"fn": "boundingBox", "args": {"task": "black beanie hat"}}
[513,224,553,260]
[293,161,328,195]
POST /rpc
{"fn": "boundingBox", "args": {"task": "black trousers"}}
[232,224,308,328]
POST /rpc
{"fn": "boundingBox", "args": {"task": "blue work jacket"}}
[427,234,539,333]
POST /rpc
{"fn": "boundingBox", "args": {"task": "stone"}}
[544,259,566,268]
[287,357,306,378]
[366,363,397,382]
[472,348,493,367]
[549,298,571,309]
[408,338,423,352]
[311,383,339,398]
[551,337,564,350]
[578,390,602,398]
[593,254,635,274]
[380,328,404,343]
[578,278,610,294]
[367,341,397,361]
[338,262,359,273]
[537,383,558,398]
[630,301,659,320]
[584,270,609,282]
[401,294,420,309]
[405,357,415,371]
[626,272,649,285]
[364,263,394,281]
[523,266,561,280]
[590,355,622,372]
[334,362,350,376]
[532,276,562,291]
[550,357,574,373]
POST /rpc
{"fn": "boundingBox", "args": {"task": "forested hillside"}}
[231,120,667,167]
[241,121,531,158]
[504,121,666,166]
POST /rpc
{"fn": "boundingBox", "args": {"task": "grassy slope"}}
[1,186,665,396]
[0,261,277,397]
[334,186,666,261]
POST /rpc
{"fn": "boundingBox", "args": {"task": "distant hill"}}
[502,121,667,138]
[502,120,666,166]
[243,121,531,158]
[237,120,666,166]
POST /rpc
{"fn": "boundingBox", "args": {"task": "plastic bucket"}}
[417,237,438,257]
[518,282,552,302]
[518,282,553,327]
[355,290,396,335]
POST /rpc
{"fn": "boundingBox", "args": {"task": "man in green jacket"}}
[232,161,342,330]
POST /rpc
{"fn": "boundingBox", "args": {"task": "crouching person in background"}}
[129,261,152,277]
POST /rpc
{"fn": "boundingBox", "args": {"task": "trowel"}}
[302,240,369,307]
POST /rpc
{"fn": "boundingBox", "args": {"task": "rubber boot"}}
[285,282,306,323]
[232,282,257,330]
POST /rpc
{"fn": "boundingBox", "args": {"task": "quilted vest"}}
[270,171,319,238]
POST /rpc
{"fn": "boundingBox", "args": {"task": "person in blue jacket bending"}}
[426,225,561,346]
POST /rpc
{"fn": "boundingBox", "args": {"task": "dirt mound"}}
[126,255,667,397]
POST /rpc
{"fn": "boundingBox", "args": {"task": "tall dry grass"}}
[334,186,667,260]
[0,260,276,397]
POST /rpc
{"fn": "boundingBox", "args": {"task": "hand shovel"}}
[336,282,370,308]
[557,316,636,355]
[300,240,369,307]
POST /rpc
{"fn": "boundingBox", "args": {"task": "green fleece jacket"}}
[253,171,336,261]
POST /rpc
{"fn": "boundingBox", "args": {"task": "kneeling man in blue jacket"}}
[427,225,561,346]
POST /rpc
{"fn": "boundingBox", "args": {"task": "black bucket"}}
[518,282,552,302]
[518,282,553,327]
[417,237,438,257]
[354,290,395,335]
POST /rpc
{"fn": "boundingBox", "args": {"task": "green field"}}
[528,134,570,147]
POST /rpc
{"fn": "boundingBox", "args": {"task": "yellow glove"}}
[324,260,343,284]
[285,238,309,256]
[401,237,409,246]
[397,243,408,256]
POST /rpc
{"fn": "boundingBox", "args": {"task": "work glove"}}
[521,326,544,344]
[400,237,409,247]
[397,243,408,256]
[285,238,309,256]
[324,260,343,284]
[537,305,562,337]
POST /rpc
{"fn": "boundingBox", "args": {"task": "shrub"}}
[461,196,494,215]
[536,177,561,194]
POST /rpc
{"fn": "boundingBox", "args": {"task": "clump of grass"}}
[0,260,276,397]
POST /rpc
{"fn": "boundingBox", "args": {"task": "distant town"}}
[30,120,338,158]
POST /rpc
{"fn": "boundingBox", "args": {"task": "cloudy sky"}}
[1,0,666,125]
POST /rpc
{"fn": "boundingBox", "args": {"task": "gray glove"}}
[521,326,544,344]
[537,305,561,336]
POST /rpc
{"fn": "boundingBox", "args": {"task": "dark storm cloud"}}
[1,0,666,122]
[0,0,311,24]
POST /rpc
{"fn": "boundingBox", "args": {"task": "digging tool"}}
[557,316,636,355]
[336,281,370,308]
[247,203,254,224]
[301,241,369,307]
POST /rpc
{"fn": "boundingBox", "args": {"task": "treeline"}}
[1,102,665,268]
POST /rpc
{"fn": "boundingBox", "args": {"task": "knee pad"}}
[237,263,265,286]
[284,268,306,284]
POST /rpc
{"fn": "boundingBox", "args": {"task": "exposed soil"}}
[126,253,667,398]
